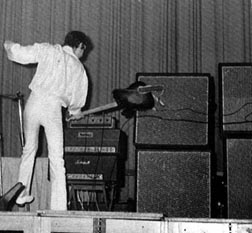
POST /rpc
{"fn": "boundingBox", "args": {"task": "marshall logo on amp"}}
[64,154,117,181]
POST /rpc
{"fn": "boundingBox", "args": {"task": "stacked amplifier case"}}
[64,115,126,184]
[219,63,252,219]
[135,73,214,217]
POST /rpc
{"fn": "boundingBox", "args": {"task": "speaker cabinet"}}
[135,73,213,148]
[136,150,211,217]
[226,138,252,219]
[220,63,252,134]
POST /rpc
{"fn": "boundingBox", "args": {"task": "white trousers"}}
[18,92,67,210]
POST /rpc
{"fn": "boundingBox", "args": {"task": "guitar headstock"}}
[137,84,164,94]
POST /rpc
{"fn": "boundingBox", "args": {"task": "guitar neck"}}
[138,85,164,93]
[80,102,118,117]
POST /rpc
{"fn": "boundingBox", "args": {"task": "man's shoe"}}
[16,195,34,207]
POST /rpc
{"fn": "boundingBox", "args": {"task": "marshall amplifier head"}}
[67,115,116,129]
[64,128,126,155]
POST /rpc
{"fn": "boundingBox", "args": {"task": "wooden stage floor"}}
[0,210,252,233]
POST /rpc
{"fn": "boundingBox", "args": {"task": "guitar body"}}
[112,81,155,118]
[67,81,159,121]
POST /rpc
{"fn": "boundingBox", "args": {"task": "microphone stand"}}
[0,92,25,198]
[0,92,25,148]
[15,92,25,147]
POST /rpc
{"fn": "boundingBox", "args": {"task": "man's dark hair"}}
[63,31,90,49]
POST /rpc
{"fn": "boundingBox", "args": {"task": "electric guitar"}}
[67,81,164,120]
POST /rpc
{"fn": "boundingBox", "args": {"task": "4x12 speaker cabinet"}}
[226,138,252,219]
[135,73,213,148]
[220,63,252,135]
[137,150,211,217]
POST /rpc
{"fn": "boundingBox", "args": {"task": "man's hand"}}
[4,40,14,50]
[65,111,83,122]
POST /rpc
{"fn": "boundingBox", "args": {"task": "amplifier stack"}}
[64,115,126,184]
[134,73,214,218]
[219,63,252,219]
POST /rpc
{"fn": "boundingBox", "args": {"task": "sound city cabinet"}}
[134,73,213,218]
[135,73,214,149]
[219,64,252,219]
[64,128,127,210]
[136,150,211,217]
[219,63,252,135]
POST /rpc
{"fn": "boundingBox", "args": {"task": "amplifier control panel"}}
[67,115,115,128]
[67,173,103,180]
[64,128,126,154]
[65,146,116,153]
